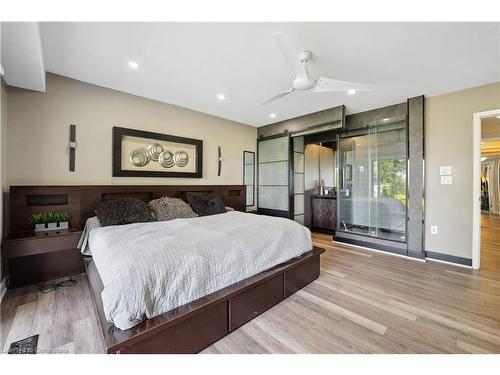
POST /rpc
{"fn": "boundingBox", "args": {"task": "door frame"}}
[472,109,500,269]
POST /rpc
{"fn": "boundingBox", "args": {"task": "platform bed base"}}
[85,247,324,354]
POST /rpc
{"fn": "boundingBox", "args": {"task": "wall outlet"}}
[430,226,438,235]
[440,175,452,185]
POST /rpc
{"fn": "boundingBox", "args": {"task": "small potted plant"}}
[57,211,70,229]
[33,212,47,232]
[46,211,58,230]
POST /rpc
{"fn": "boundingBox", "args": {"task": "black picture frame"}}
[112,126,203,178]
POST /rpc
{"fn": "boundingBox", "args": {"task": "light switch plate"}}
[430,226,438,235]
[440,166,452,176]
[440,175,452,185]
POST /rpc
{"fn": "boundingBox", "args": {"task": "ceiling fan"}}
[263,32,375,105]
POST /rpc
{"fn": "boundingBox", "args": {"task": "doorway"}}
[473,109,500,270]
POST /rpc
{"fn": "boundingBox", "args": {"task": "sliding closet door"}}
[258,135,291,217]
[292,136,305,224]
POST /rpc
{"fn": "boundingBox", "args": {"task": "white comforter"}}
[89,211,312,330]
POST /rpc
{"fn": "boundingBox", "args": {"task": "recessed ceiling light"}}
[347,89,356,95]
[383,118,389,121]
[128,61,139,70]
[496,115,500,119]
[217,94,226,100]
[269,113,276,119]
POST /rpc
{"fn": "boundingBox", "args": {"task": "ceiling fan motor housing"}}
[293,76,316,90]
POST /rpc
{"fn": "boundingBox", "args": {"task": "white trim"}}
[425,257,472,269]
[0,278,7,303]
[332,240,426,262]
[472,109,500,269]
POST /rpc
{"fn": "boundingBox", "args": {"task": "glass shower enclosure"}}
[338,116,408,242]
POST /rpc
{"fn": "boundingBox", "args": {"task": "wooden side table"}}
[2,229,85,287]
[312,195,337,234]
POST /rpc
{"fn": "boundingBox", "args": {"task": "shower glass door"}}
[338,117,407,242]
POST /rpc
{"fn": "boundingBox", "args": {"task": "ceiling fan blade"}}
[262,88,295,105]
[313,77,375,93]
[274,32,307,78]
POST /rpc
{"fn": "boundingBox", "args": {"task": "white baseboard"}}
[332,240,425,262]
[0,277,7,303]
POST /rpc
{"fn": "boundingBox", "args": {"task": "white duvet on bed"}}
[89,211,312,330]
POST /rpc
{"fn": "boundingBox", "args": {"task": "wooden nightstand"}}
[2,229,85,287]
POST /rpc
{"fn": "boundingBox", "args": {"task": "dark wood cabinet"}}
[312,195,337,233]
[2,230,85,287]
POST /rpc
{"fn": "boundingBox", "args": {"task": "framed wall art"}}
[112,127,203,178]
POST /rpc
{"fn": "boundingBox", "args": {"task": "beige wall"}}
[425,82,500,259]
[6,74,257,187]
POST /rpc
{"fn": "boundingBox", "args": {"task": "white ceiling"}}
[25,22,500,126]
[1,22,46,91]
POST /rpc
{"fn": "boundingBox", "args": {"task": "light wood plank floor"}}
[1,233,499,354]
[481,213,500,274]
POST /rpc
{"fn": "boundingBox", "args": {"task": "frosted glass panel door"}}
[258,135,290,215]
[293,136,305,224]
[243,151,255,207]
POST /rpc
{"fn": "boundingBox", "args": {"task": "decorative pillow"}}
[148,197,198,221]
[186,192,226,216]
[96,197,154,226]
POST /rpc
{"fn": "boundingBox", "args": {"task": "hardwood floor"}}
[0,273,104,354]
[481,213,500,274]
[1,232,499,354]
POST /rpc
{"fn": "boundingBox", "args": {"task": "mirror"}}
[243,151,255,207]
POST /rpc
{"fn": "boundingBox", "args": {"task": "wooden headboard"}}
[8,185,246,234]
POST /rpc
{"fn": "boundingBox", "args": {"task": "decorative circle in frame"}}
[129,148,150,167]
[147,143,164,162]
[158,150,175,168]
[173,151,189,167]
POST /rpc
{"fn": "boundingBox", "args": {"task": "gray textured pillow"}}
[148,197,198,221]
[186,192,226,216]
[96,197,154,227]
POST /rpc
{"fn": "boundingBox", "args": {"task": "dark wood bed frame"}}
[6,184,325,354]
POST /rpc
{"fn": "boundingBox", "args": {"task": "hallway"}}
[481,213,500,273]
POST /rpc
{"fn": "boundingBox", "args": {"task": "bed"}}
[8,185,325,354]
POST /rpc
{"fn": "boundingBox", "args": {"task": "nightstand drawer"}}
[3,231,82,259]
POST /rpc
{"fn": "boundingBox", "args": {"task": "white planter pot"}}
[59,221,69,229]
[35,223,46,232]
[47,222,58,230]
